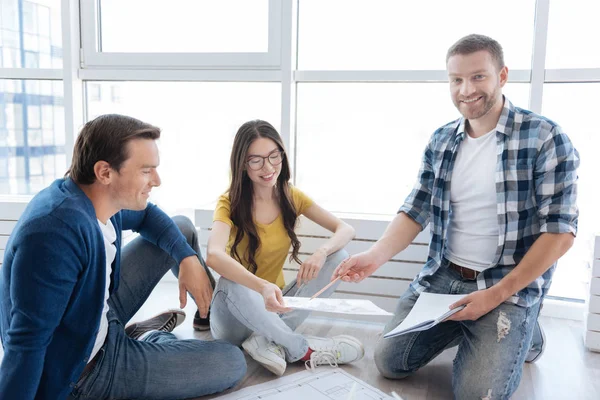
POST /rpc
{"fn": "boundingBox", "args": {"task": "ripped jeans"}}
[374,266,541,400]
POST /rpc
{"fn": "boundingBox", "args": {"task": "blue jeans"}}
[210,250,348,362]
[68,216,246,400]
[375,266,541,400]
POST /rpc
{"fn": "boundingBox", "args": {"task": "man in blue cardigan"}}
[0,114,246,399]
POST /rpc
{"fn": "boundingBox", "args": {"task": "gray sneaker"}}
[525,321,546,363]
[125,309,186,340]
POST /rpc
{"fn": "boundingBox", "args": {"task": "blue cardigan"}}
[0,178,196,399]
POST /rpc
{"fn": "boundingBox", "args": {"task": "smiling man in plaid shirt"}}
[334,34,579,399]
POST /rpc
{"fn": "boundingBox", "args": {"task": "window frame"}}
[1,0,599,308]
[79,0,283,69]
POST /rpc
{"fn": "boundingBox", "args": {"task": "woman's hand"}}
[260,282,292,313]
[297,248,327,286]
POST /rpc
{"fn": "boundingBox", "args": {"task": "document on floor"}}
[214,368,393,400]
[283,297,392,316]
[383,292,467,338]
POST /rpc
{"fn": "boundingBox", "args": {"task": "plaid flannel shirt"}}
[400,97,579,307]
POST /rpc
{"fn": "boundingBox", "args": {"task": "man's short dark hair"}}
[446,34,505,71]
[66,114,161,185]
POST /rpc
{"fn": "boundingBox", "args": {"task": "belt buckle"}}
[449,261,476,280]
[462,265,476,280]
[463,267,473,280]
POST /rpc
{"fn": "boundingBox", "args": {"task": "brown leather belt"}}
[79,350,101,381]
[448,261,480,280]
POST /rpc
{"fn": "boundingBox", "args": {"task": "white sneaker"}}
[305,335,365,371]
[242,334,287,376]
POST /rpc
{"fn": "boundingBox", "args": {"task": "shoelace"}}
[305,350,339,371]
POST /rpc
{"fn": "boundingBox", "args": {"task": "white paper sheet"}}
[384,292,466,338]
[283,297,392,316]
[214,369,393,400]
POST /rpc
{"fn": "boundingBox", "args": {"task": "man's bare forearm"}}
[369,212,423,266]
[493,232,574,301]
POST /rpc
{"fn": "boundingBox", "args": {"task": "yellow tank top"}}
[213,186,314,288]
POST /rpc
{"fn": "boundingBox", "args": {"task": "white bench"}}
[0,200,429,323]
[3,200,589,326]
[195,209,430,321]
[0,199,29,269]
[585,236,600,352]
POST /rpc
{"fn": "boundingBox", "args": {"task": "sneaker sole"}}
[242,340,286,376]
[193,323,211,332]
[526,324,546,363]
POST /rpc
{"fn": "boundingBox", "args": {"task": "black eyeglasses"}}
[246,150,284,171]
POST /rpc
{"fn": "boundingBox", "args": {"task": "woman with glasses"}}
[205,120,365,376]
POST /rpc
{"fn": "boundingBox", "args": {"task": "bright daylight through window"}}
[0,0,598,302]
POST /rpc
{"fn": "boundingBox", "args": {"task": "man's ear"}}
[499,66,509,87]
[94,161,113,185]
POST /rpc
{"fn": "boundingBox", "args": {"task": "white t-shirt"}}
[445,129,499,271]
[89,219,116,362]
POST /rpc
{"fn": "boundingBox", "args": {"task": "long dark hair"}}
[228,120,301,274]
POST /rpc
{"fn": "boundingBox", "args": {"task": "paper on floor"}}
[283,297,392,316]
[214,368,393,399]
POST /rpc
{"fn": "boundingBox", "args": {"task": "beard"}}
[455,87,501,120]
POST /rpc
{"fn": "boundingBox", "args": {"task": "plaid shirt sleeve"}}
[399,135,436,230]
[534,125,579,236]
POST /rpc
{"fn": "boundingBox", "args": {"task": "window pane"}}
[0,79,65,195]
[0,0,62,68]
[86,81,280,213]
[99,0,269,53]
[543,83,600,300]
[295,82,529,215]
[299,0,535,70]
[546,0,600,69]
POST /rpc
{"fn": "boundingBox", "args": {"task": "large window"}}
[546,0,600,69]
[86,81,280,213]
[1,0,598,302]
[80,0,281,68]
[293,0,597,301]
[296,83,529,215]
[298,0,535,70]
[99,0,269,54]
[0,0,62,68]
[0,79,64,194]
[542,83,600,299]
[0,0,64,195]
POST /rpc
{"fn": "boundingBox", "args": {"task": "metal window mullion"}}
[294,70,531,83]
[0,68,62,80]
[77,68,282,82]
[79,0,98,61]
[266,0,284,66]
[545,68,600,83]
[80,0,283,69]
[529,0,550,113]
[280,0,296,182]
[61,0,84,169]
